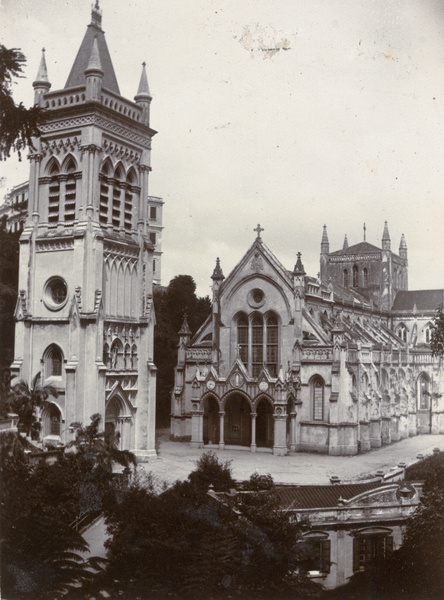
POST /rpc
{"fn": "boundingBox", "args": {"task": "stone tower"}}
[11,2,157,459]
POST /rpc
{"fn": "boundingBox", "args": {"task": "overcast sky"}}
[2,0,444,297]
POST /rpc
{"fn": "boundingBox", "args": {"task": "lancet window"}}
[46,157,79,224]
[236,312,279,378]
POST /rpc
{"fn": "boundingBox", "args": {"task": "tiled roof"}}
[392,290,444,312]
[65,22,120,93]
[275,481,385,510]
[329,241,381,256]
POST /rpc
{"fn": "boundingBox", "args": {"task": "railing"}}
[302,347,333,361]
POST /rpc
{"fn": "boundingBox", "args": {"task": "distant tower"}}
[11,4,159,459]
[320,225,329,282]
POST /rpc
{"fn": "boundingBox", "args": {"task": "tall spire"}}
[382,221,391,251]
[363,222,366,242]
[321,224,329,254]
[343,234,349,250]
[135,62,152,126]
[135,62,151,99]
[399,233,408,260]
[33,48,51,105]
[65,3,120,94]
[85,37,104,101]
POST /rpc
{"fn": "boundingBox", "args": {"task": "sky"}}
[2,0,444,297]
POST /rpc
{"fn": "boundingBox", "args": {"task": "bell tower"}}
[11,3,158,460]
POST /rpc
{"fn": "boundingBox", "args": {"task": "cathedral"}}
[171,224,444,456]
[10,3,159,459]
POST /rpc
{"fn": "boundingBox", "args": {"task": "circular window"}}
[44,277,68,311]
[248,288,265,308]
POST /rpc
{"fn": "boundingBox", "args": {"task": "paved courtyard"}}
[141,430,444,486]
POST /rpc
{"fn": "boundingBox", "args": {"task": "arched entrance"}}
[105,396,120,446]
[256,398,273,447]
[203,396,220,445]
[225,394,251,446]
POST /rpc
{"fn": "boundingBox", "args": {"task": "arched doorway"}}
[256,398,273,447]
[225,394,251,446]
[203,396,220,445]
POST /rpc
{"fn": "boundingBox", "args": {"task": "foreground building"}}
[11,3,159,459]
[171,225,444,455]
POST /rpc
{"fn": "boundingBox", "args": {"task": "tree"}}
[430,305,444,357]
[99,453,318,599]
[9,372,58,438]
[0,45,47,161]
[154,275,211,426]
[0,443,98,599]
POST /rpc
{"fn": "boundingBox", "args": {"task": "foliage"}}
[9,372,58,437]
[98,452,319,599]
[154,275,211,426]
[430,305,444,357]
[0,442,98,599]
[0,45,47,161]
[0,222,20,404]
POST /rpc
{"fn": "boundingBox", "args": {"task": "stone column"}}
[273,408,287,456]
[290,412,297,452]
[218,411,225,450]
[250,413,257,453]
[370,418,382,447]
[190,404,204,449]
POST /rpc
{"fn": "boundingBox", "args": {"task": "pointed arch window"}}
[237,314,249,365]
[353,265,359,287]
[397,323,408,343]
[363,268,368,288]
[424,323,433,344]
[311,375,325,421]
[343,269,349,288]
[43,345,63,378]
[252,314,264,378]
[417,372,430,410]
[112,165,124,228]
[266,314,278,377]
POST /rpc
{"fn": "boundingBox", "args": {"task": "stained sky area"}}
[2,0,444,297]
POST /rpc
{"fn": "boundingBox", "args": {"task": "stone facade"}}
[10,4,158,460]
[171,226,444,456]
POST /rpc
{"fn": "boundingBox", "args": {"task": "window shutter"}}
[321,539,331,574]
[353,537,360,572]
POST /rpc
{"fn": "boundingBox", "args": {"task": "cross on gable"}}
[254,224,264,239]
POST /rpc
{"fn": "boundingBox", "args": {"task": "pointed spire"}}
[135,62,151,99]
[293,252,306,276]
[399,233,407,261]
[33,48,51,88]
[343,234,349,250]
[363,222,366,241]
[85,36,103,74]
[179,313,191,335]
[382,221,391,250]
[33,48,51,106]
[321,224,329,254]
[211,257,225,281]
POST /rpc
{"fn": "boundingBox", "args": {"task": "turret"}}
[211,257,225,301]
[342,234,349,250]
[399,233,408,260]
[84,36,103,101]
[134,62,152,126]
[320,225,329,282]
[382,221,391,251]
[33,48,51,106]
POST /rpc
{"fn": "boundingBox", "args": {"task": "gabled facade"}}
[11,3,158,459]
[171,226,444,456]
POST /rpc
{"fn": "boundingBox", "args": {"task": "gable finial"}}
[91,0,102,28]
[254,224,264,240]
